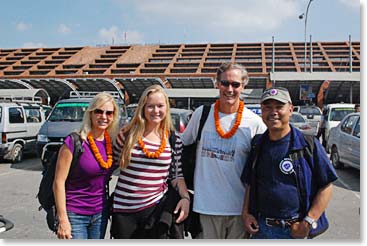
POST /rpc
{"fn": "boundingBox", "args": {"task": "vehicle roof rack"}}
[69,91,123,101]
[0,95,43,104]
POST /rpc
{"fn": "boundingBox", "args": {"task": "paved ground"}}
[0,156,360,241]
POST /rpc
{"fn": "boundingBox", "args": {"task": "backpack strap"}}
[196,105,210,142]
[67,132,84,179]
[288,132,315,217]
[289,133,315,169]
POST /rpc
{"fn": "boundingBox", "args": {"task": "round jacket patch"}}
[279,158,294,174]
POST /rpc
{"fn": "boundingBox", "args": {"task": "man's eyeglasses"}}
[220,80,242,89]
[94,109,114,116]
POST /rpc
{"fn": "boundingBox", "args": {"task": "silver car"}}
[293,105,322,135]
[290,112,314,135]
[327,112,360,170]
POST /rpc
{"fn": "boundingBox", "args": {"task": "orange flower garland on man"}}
[181,62,267,239]
[110,85,190,239]
[53,92,120,239]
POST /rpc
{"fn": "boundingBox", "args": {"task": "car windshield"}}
[290,114,305,123]
[48,102,89,122]
[299,107,321,115]
[329,108,355,121]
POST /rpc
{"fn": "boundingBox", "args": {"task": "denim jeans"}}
[67,210,108,239]
[251,216,293,239]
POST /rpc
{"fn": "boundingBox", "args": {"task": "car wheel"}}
[11,143,23,163]
[331,146,343,169]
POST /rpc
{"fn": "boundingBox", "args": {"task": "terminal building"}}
[0,41,360,109]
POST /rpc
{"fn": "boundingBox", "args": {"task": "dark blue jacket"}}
[242,125,338,238]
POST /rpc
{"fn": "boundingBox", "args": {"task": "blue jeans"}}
[251,216,293,239]
[67,210,108,239]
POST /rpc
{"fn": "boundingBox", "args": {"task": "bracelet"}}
[181,196,191,202]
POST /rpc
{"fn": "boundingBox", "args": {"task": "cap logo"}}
[270,89,278,95]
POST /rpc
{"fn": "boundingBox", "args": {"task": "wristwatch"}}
[304,216,318,229]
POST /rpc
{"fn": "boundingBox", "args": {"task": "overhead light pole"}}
[299,0,314,72]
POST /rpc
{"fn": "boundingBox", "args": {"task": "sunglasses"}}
[220,80,242,89]
[94,109,114,116]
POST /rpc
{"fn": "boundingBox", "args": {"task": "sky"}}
[0,0,361,49]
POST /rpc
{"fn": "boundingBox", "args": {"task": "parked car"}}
[126,103,138,122]
[170,108,193,134]
[36,91,128,168]
[323,103,355,151]
[0,99,49,163]
[327,112,360,170]
[290,112,314,135]
[293,105,322,135]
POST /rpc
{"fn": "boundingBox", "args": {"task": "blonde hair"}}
[79,92,120,141]
[119,85,174,169]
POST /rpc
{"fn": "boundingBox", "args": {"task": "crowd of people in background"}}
[51,62,340,240]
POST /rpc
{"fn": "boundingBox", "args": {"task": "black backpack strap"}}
[289,132,315,217]
[67,132,84,179]
[197,105,210,141]
[289,133,315,165]
[302,134,315,163]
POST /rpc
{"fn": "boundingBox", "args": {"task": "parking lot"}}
[0,152,360,240]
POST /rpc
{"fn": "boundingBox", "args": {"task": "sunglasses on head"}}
[94,109,114,116]
[220,80,242,89]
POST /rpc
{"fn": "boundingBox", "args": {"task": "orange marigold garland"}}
[87,131,113,169]
[138,130,169,158]
[214,100,244,139]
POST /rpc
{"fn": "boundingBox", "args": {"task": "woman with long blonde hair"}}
[53,92,119,239]
[111,85,190,238]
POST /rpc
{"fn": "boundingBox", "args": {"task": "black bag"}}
[37,132,83,233]
[181,105,210,190]
[180,105,210,238]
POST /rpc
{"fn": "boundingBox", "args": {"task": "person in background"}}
[355,104,360,112]
[53,92,120,239]
[181,62,266,239]
[241,87,338,239]
[111,85,190,239]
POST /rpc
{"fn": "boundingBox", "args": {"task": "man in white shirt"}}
[182,62,266,239]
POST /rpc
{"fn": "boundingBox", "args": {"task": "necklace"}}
[87,131,113,169]
[214,100,244,139]
[138,130,168,158]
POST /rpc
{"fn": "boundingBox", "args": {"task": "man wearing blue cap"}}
[241,87,338,239]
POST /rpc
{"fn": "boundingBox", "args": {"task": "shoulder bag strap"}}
[197,105,210,142]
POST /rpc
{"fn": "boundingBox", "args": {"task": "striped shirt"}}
[112,130,183,213]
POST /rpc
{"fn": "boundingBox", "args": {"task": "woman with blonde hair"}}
[53,92,120,239]
[111,84,190,238]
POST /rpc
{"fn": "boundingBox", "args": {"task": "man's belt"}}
[265,217,300,228]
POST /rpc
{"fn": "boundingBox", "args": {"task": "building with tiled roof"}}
[0,41,360,108]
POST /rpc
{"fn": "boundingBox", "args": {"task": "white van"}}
[324,103,355,151]
[0,99,50,162]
